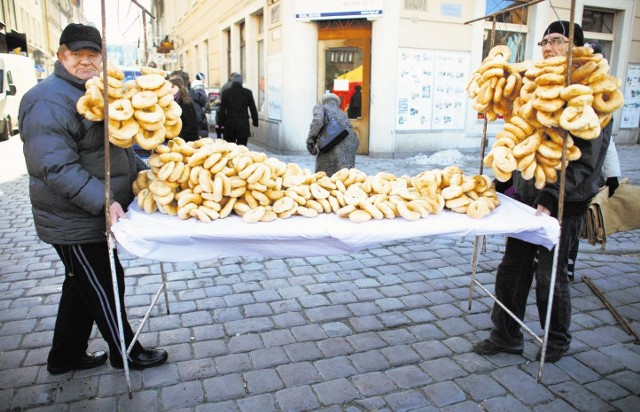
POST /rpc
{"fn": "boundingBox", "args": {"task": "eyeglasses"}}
[537,37,567,48]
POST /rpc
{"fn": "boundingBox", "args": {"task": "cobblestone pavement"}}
[1,135,639,411]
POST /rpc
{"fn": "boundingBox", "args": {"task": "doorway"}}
[318,20,371,155]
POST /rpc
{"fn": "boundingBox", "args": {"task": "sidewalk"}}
[1,135,639,411]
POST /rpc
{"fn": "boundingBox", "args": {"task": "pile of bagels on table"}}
[77,63,501,223]
[468,44,624,189]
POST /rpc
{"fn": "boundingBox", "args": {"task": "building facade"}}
[150,0,639,157]
[0,0,89,78]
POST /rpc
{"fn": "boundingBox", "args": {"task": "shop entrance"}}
[318,20,371,155]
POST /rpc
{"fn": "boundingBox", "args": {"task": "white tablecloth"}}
[112,194,559,263]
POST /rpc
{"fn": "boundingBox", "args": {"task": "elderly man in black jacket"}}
[473,21,612,363]
[19,23,167,374]
[218,73,258,146]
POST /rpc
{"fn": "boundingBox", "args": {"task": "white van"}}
[0,54,38,141]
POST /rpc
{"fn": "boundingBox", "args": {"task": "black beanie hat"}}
[60,23,102,52]
[543,20,584,46]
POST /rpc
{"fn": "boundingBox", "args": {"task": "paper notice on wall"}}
[621,63,640,129]
[396,49,435,129]
[396,48,469,130]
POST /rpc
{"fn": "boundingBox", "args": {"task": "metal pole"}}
[538,0,577,383]
[100,0,133,398]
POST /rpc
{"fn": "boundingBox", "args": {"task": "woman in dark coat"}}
[218,73,258,146]
[306,93,359,176]
[169,77,199,142]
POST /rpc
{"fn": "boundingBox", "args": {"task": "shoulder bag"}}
[317,108,349,154]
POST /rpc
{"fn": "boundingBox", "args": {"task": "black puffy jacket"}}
[18,61,145,245]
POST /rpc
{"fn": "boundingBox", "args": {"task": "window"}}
[485,0,528,24]
[482,1,528,63]
[240,21,246,79]
[582,9,614,34]
[582,8,616,62]
[257,13,265,112]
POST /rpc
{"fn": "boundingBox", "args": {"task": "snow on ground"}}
[409,149,475,167]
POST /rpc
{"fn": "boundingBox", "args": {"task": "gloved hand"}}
[606,176,619,197]
[306,138,318,155]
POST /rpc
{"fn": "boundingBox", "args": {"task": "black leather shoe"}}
[47,351,108,375]
[111,347,168,370]
[473,339,523,356]
[536,346,568,363]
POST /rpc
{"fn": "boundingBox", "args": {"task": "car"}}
[0,54,38,141]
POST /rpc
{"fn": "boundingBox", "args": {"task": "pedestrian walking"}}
[18,22,168,374]
[218,73,258,146]
[473,21,613,363]
[306,92,359,176]
[169,76,200,142]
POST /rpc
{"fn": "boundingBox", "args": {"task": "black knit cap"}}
[543,20,584,46]
[60,23,102,52]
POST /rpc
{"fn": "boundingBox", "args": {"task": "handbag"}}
[317,109,349,154]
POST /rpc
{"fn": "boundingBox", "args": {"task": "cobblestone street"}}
[1,135,639,411]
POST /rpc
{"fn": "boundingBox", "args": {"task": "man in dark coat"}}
[473,21,612,364]
[19,23,168,374]
[218,73,258,146]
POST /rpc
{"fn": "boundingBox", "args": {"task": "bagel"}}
[77,95,103,122]
[134,126,166,150]
[109,117,139,143]
[493,77,506,104]
[571,123,601,140]
[590,77,618,94]
[492,164,511,182]
[164,101,183,121]
[537,140,563,160]
[151,82,173,98]
[503,122,527,141]
[502,73,519,98]
[107,62,125,80]
[571,60,597,83]
[140,66,168,76]
[466,198,493,219]
[535,55,566,68]
[492,146,517,173]
[535,73,565,86]
[109,98,134,121]
[136,73,166,90]
[593,89,623,114]
[488,45,511,61]
[508,60,532,74]
[534,164,547,190]
[344,186,368,206]
[559,105,597,132]
[560,84,593,101]
[521,155,537,180]
[479,60,508,74]
[134,104,166,124]
[512,132,542,158]
[535,85,563,100]
[532,97,565,113]
[536,109,562,128]
[567,94,594,108]
[131,90,159,109]
[164,118,182,139]
[242,206,266,223]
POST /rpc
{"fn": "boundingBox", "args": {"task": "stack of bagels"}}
[133,138,500,223]
[468,45,624,189]
[77,64,182,150]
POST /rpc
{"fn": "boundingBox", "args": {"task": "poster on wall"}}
[267,54,282,121]
[396,48,470,130]
[621,63,640,129]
